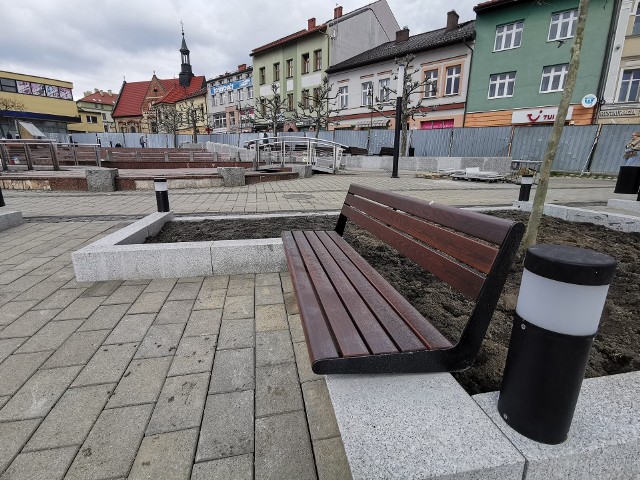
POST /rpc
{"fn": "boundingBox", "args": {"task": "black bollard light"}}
[498,244,616,444]
[518,174,534,201]
[154,178,170,212]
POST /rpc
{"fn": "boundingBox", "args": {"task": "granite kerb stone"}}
[0,208,24,232]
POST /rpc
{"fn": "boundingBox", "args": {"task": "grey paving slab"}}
[14,319,83,354]
[0,337,27,363]
[0,351,53,396]
[80,280,123,298]
[154,299,194,324]
[256,304,288,331]
[72,342,138,387]
[293,341,323,384]
[302,380,341,441]
[42,329,111,369]
[128,291,170,315]
[0,397,9,409]
[218,318,254,350]
[0,300,39,326]
[191,454,253,480]
[280,272,293,293]
[255,362,303,418]
[24,383,114,452]
[134,323,185,359]
[256,330,294,367]
[255,285,284,306]
[102,284,146,305]
[78,303,129,332]
[196,390,254,462]
[128,428,199,480]
[0,308,60,339]
[226,277,255,297]
[33,288,85,310]
[177,276,205,284]
[0,292,19,309]
[106,356,172,408]
[1,445,78,480]
[3,275,49,294]
[13,280,67,302]
[167,281,201,301]
[123,279,153,286]
[143,277,178,293]
[222,295,254,320]
[0,365,82,421]
[209,348,254,394]
[53,295,105,321]
[183,308,222,337]
[313,436,353,480]
[193,288,226,310]
[168,335,216,377]
[255,410,316,480]
[103,313,155,345]
[146,373,209,435]
[255,272,281,287]
[65,403,154,480]
[0,269,28,286]
[201,275,229,290]
[284,291,299,315]
[0,419,41,475]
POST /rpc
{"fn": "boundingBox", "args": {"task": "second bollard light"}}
[518,174,534,201]
[154,178,170,212]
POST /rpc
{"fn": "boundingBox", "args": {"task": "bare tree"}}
[294,76,341,138]
[521,0,589,251]
[0,98,25,137]
[253,83,288,136]
[150,103,183,146]
[177,99,208,142]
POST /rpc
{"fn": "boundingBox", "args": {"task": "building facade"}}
[250,1,399,132]
[0,71,79,138]
[465,0,615,127]
[206,64,254,133]
[327,12,475,130]
[599,0,640,123]
[68,89,118,133]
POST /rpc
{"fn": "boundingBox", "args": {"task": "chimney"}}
[308,17,316,30]
[84,91,91,97]
[446,10,459,32]
[395,28,410,44]
[334,6,343,19]
[238,64,247,71]
[94,88,99,93]
[108,89,112,95]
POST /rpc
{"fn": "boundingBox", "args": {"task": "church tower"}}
[179,25,194,87]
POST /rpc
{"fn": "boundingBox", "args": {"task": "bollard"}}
[498,244,616,444]
[154,178,170,212]
[518,174,534,201]
[0,185,5,207]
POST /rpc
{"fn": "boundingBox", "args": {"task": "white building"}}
[206,64,254,133]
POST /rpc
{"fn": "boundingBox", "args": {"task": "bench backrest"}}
[335,184,524,304]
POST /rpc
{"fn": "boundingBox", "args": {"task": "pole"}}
[392,64,405,179]
[154,178,170,212]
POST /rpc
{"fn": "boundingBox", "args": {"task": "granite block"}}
[211,239,287,275]
[0,209,24,232]
[85,167,117,192]
[219,167,246,187]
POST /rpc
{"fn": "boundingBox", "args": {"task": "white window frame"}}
[445,65,461,96]
[494,21,523,51]
[238,88,244,101]
[361,81,373,106]
[488,72,516,99]
[548,9,578,41]
[228,90,234,103]
[273,62,280,82]
[424,69,438,98]
[220,93,225,105]
[286,59,294,78]
[633,4,640,35]
[378,78,390,102]
[248,86,253,99]
[213,95,218,106]
[540,64,568,93]
[338,86,348,109]
[617,68,640,102]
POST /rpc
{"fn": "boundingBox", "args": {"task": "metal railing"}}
[244,136,347,172]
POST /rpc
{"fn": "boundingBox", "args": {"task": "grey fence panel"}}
[553,126,599,172]
[451,126,512,157]
[411,129,452,157]
[591,124,640,174]
[67,133,96,144]
[318,131,335,143]
[368,130,395,155]
[335,130,367,148]
[511,126,552,161]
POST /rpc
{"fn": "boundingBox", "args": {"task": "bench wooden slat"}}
[282,232,340,362]
[304,232,399,355]
[326,231,453,350]
[341,205,486,300]
[344,195,499,274]
[318,231,445,351]
[347,184,513,245]
[292,231,370,358]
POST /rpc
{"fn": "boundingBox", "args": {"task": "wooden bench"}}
[282,184,524,374]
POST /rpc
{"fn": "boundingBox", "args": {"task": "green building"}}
[465,0,615,127]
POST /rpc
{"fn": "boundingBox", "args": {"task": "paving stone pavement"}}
[0,172,635,479]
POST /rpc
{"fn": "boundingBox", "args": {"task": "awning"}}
[354,119,389,127]
[18,121,47,139]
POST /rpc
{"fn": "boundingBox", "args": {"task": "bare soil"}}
[147,212,640,395]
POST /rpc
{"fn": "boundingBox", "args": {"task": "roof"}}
[77,90,118,106]
[474,0,523,13]
[112,76,205,117]
[251,25,327,56]
[326,20,475,74]
[209,66,253,83]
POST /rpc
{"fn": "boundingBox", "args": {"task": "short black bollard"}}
[498,244,616,444]
[154,178,170,212]
[518,174,534,201]
[0,185,5,208]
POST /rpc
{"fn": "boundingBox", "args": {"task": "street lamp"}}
[392,62,405,178]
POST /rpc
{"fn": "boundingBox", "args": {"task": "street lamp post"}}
[392,63,405,178]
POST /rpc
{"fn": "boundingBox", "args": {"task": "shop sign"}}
[512,107,573,124]
[599,108,639,118]
[581,94,598,108]
[209,77,252,95]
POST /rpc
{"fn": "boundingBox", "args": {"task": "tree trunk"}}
[521,0,589,252]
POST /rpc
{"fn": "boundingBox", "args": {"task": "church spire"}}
[179,22,194,87]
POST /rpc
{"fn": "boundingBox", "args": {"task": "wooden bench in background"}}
[282,184,524,374]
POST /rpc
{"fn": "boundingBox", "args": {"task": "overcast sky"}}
[3,0,478,99]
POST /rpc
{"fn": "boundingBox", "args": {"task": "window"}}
[287,93,294,111]
[633,4,640,35]
[259,99,266,116]
[212,113,226,129]
[548,9,578,41]
[618,68,640,102]
[338,86,348,109]
[302,89,310,108]
[286,59,294,78]
[248,86,254,99]
[313,87,321,106]
[445,65,461,95]
[238,88,244,101]
[302,54,310,74]
[540,64,568,93]
[273,62,280,82]
[228,91,234,103]
[361,81,373,106]
[259,67,266,84]
[424,69,438,98]
[0,78,17,92]
[101,113,107,120]
[378,78,390,102]
[87,115,98,124]
[314,50,322,71]
[488,72,516,98]
[220,93,225,105]
[494,21,523,51]
[213,95,218,106]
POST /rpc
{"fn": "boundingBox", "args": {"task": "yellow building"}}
[68,89,119,133]
[0,71,79,138]
[175,89,209,137]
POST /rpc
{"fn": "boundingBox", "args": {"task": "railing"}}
[0,139,101,171]
[245,136,347,172]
